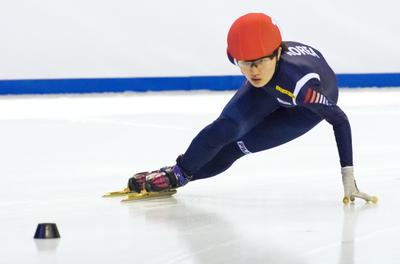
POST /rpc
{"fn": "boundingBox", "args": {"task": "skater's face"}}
[238,47,282,88]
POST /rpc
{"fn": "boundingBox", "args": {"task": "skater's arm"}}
[293,79,378,204]
[295,79,353,167]
[307,103,353,167]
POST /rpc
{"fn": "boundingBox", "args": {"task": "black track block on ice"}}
[34,223,61,239]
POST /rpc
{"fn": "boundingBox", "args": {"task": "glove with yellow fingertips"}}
[341,166,378,204]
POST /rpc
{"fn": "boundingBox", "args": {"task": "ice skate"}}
[122,165,190,201]
[103,165,190,202]
[341,166,378,204]
[127,171,150,193]
[144,165,191,192]
[103,171,150,197]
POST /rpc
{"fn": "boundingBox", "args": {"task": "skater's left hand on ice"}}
[341,166,378,204]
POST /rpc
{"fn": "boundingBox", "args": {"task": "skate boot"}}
[145,165,191,192]
[341,166,378,204]
[127,171,151,193]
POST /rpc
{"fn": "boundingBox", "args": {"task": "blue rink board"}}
[0,73,399,95]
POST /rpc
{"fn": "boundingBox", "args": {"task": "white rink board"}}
[0,89,399,264]
[1,0,399,79]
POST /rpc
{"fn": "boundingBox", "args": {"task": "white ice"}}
[0,89,399,264]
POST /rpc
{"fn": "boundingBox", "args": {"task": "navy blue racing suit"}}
[178,41,352,180]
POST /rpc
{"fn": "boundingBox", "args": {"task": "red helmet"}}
[227,13,282,62]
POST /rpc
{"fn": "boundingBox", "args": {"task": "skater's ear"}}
[277,47,282,61]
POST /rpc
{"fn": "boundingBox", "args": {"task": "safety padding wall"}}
[1,0,399,94]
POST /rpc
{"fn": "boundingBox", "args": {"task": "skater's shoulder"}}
[281,41,323,60]
[276,42,326,84]
[279,41,324,72]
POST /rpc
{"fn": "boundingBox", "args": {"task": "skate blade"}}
[122,189,177,202]
[103,188,131,197]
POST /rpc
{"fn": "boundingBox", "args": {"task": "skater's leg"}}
[179,83,279,175]
[129,107,322,190]
[191,106,323,180]
[240,107,323,152]
[190,142,245,180]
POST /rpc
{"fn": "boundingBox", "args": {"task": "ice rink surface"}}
[0,88,399,264]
